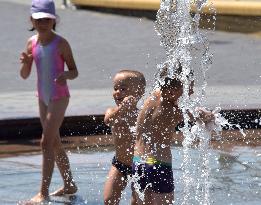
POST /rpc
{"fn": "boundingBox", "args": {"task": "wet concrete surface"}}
[1,140,261,204]
[0,1,261,119]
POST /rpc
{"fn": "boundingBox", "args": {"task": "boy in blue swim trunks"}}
[103,70,146,205]
[132,68,214,204]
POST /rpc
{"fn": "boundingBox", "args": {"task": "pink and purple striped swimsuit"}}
[32,35,70,105]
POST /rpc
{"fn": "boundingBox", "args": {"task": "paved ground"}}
[1,140,261,205]
[0,0,261,119]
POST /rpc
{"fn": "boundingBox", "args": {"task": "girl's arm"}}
[60,38,78,81]
[20,39,33,79]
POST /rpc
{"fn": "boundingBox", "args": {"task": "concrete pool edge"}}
[0,115,110,140]
[1,109,261,140]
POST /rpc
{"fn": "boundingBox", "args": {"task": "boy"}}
[132,72,214,205]
[103,70,146,205]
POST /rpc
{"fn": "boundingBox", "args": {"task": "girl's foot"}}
[21,193,49,205]
[50,184,78,196]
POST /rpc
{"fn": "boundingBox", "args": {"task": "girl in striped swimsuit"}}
[19,0,78,203]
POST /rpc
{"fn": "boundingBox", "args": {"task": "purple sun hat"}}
[31,0,56,19]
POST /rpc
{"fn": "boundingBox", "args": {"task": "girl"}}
[20,0,78,203]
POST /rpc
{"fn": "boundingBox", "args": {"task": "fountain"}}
[153,0,244,204]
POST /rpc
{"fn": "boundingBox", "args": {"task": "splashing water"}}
[154,1,212,203]
[153,0,245,204]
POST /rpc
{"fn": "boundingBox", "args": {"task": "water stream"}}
[154,0,215,204]
[153,1,247,204]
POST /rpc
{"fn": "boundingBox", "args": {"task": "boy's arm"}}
[20,38,33,79]
[104,96,138,127]
[104,107,119,127]
[194,107,215,124]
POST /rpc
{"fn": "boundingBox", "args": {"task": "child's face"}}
[160,78,182,103]
[161,80,194,103]
[31,17,55,33]
[113,73,138,106]
[162,84,183,103]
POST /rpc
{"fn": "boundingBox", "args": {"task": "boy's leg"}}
[130,193,138,205]
[131,191,140,205]
[104,166,128,205]
[131,188,153,205]
[131,187,147,205]
[151,192,174,205]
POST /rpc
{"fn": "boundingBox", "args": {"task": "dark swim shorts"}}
[112,156,132,178]
[132,156,174,194]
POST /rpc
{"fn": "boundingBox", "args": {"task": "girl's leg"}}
[51,133,77,195]
[46,97,77,195]
[103,166,128,205]
[30,98,70,202]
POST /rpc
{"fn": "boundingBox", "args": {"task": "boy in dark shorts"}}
[132,70,214,204]
[103,70,146,205]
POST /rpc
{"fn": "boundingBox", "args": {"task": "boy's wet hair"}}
[158,62,182,90]
[158,61,193,90]
[160,77,183,90]
[117,69,146,95]
[118,70,146,86]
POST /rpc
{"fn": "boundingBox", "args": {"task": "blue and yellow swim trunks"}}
[132,156,174,193]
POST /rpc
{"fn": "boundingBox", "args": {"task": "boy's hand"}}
[196,107,215,124]
[20,52,32,65]
[120,96,137,110]
[55,72,67,85]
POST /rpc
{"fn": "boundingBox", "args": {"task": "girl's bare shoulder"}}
[57,35,70,47]
[26,35,37,53]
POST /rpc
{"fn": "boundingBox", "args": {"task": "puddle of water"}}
[0,145,260,204]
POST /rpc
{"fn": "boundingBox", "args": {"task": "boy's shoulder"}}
[105,106,117,112]
[140,90,160,118]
